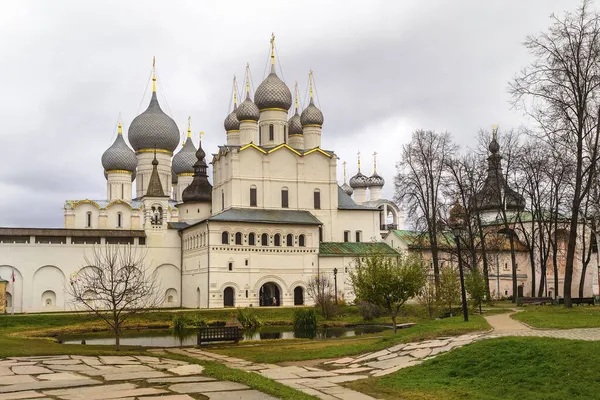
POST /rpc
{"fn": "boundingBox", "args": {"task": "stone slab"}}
[45,365,101,375]
[294,370,337,378]
[137,396,194,400]
[41,360,81,366]
[371,360,422,377]
[147,376,216,384]
[366,356,414,370]
[169,381,249,394]
[98,357,139,365]
[409,348,432,359]
[0,391,47,399]
[0,369,13,377]
[352,350,390,364]
[322,374,369,383]
[102,371,169,381]
[11,367,53,375]
[134,356,161,363]
[325,357,354,365]
[205,390,278,399]
[0,379,99,394]
[168,365,204,376]
[48,386,167,400]
[0,375,37,385]
[36,373,87,381]
[377,353,398,361]
[328,367,372,375]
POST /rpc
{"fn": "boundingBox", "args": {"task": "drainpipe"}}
[178,230,183,307]
[207,221,210,309]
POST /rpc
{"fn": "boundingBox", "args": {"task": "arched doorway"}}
[294,287,304,305]
[224,287,234,307]
[5,292,12,310]
[259,282,281,306]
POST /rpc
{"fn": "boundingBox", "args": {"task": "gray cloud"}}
[0,0,578,227]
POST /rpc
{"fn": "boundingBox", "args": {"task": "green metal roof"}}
[209,208,322,225]
[319,242,399,257]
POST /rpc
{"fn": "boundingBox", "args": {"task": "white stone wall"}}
[135,152,173,198]
[106,172,133,202]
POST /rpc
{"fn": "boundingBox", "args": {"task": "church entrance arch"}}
[259,282,281,306]
[224,287,235,307]
[294,287,304,305]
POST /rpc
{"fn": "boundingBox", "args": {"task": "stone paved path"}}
[167,312,600,399]
[0,354,277,400]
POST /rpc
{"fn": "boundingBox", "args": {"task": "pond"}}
[60,325,390,347]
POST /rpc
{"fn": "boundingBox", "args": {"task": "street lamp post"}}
[333,268,338,304]
[448,200,469,323]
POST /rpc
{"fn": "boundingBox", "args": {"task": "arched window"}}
[269,124,274,141]
[286,234,293,247]
[274,234,281,247]
[235,232,243,245]
[355,230,362,242]
[249,233,256,246]
[314,189,321,209]
[261,233,269,246]
[281,187,289,208]
[117,212,123,228]
[250,185,257,207]
[299,234,306,247]
[222,231,229,244]
[344,230,350,242]
[86,212,92,228]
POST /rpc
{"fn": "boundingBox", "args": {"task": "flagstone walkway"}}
[164,312,600,400]
[0,354,277,400]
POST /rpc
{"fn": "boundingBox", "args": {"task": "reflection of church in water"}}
[0,36,403,313]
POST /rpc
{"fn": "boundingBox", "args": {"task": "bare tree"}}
[510,0,600,307]
[306,273,336,319]
[395,130,456,289]
[67,244,161,351]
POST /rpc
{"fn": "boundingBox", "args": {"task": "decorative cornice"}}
[239,120,258,124]
[302,124,323,128]
[304,148,333,158]
[106,199,136,210]
[259,107,288,112]
[226,130,241,134]
[106,169,133,175]
[288,134,303,137]
[239,143,268,154]
[136,149,174,155]
[178,172,194,177]
[268,143,302,157]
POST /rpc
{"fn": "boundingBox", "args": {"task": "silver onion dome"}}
[172,136,197,176]
[254,66,292,111]
[128,92,180,152]
[101,125,138,182]
[349,171,369,189]
[288,110,303,135]
[368,173,385,188]
[236,93,260,121]
[224,103,240,131]
[341,183,353,196]
[300,98,324,127]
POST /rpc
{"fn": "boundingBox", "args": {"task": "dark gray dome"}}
[341,183,353,196]
[349,172,369,189]
[172,168,178,185]
[288,110,303,135]
[224,103,240,131]
[254,67,292,111]
[172,136,197,175]
[237,93,260,122]
[368,173,385,188]
[301,98,324,127]
[128,92,180,152]
[182,141,212,203]
[489,137,500,154]
[101,125,138,180]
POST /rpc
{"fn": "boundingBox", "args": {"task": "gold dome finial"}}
[294,81,299,111]
[343,161,347,183]
[117,122,123,135]
[357,151,361,172]
[270,33,276,66]
[199,131,205,142]
[309,69,314,99]
[492,124,499,140]
[233,75,238,106]
[373,151,378,174]
[152,56,157,93]
[187,116,192,138]
[245,63,251,96]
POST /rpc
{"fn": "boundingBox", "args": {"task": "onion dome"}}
[182,140,212,203]
[237,92,260,122]
[224,105,240,132]
[288,110,303,135]
[301,98,324,127]
[367,153,384,187]
[172,119,197,176]
[489,137,500,154]
[128,65,180,152]
[171,168,178,185]
[101,122,137,181]
[349,172,369,188]
[254,37,292,110]
[341,183,353,196]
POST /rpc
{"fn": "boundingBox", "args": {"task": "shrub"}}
[293,308,318,331]
[236,308,262,329]
[171,313,187,337]
[189,314,207,328]
[358,300,384,321]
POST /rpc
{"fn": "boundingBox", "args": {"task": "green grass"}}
[346,337,600,400]
[208,316,490,363]
[512,305,600,329]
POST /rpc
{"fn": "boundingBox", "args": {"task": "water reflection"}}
[62,325,389,348]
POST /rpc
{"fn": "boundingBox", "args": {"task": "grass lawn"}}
[512,305,600,329]
[208,316,490,363]
[345,337,600,400]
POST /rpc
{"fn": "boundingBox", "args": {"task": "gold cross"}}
[200,131,205,142]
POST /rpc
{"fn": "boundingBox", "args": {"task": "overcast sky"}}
[0,0,581,227]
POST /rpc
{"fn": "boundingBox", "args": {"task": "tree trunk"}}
[564,213,580,308]
[115,329,120,352]
[529,219,536,296]
[391,315,397,334]
[476,214,492,299]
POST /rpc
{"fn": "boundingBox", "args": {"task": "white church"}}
[0,38,402,313]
